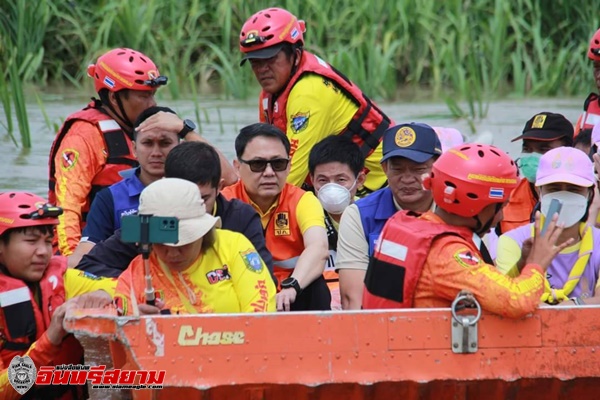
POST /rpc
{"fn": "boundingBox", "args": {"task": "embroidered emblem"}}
[274,212,290,236]
[240,250,264,273]
[394,126,416,147]
[60,149,79,171]
[453,249,481,268]
[291,112,310,133]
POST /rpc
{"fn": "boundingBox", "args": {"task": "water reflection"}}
[0,97,583,197]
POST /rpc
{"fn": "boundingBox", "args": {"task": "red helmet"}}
[0,192,63,236]
[423,144,519,217]
[239,8,306,63]
[86,48,167,93]
[589,28,600,61]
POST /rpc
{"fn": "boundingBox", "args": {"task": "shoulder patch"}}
[291,112,310,134]
[78,270,102,280]
[240,249,264,273]
[61,149,79,171]
[453,249,482,268]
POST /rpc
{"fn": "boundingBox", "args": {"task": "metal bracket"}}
[450,292,481,354]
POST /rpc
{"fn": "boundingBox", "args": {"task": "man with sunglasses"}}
[222,123,331,312]
[239,8,392,197]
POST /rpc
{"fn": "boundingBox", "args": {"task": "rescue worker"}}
[67,106,179,268]
[362,144,574,318]
[308,136,366,310]
[496,147,600,305]
[499,112,574,235]
[239,7,392,195]
[222,123,330,312]
[0,192,115,400]
[574,28,600,135]
[115,178,276,315]
[49,48,236,256]
[336,123,441,310]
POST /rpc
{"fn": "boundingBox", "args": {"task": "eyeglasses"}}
[239,158,290,173]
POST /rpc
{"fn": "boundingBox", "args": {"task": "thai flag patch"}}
[291,29,299,40]
[103,76,115,88]
[489,188,504,199]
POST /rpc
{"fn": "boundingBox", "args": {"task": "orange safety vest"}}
[48,101,138,221]
[0,257,83,399]
[222,181,307,286]
[362,211,472,309]
[499,179,537,235]
[575,93,600,136]
[259,51,392,159]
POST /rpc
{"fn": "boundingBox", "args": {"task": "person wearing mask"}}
[336,123,442,310]
[499,112,574,235]
[495,147,600,305]
[75,142,275,284]
[308,136,366,309]
[115,178,276,315]
[362,144,573,317]
[239,7,392,195]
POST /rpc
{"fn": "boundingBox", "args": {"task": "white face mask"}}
[317,181,356,215]
[540,191,589,228]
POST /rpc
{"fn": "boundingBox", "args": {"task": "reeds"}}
[1,0,599,146]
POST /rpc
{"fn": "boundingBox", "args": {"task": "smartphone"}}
[541,198,563,235]
[121,215,179,244]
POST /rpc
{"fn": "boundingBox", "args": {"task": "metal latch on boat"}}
[450,291,481,354]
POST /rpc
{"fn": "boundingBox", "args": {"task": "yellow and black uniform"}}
[284,75,386,191]
[115,229,276,315]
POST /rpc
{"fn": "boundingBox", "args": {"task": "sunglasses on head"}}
[239,158,290,173]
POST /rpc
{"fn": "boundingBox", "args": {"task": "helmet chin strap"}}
[474,203,503,236]
[101,91,133,131]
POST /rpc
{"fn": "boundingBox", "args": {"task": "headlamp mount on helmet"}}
[142,75,168,88]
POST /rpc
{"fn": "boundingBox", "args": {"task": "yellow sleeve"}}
[285,74,358,186]
[227,232,276,312]
[494,234,523,277]
[296,191,326,234]
[64,269,117,299]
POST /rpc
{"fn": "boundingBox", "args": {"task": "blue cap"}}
[381,123,443,163]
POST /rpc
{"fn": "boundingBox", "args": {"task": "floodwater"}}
[0,96,585,197]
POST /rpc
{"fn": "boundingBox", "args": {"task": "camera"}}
[121,215,179,244]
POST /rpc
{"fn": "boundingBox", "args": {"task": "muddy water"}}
[0,97,584,196]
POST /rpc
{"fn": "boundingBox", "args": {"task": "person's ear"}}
[217,178,225,192]
[356,171,366,188]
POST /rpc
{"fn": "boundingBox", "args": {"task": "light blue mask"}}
[516,152,541,183]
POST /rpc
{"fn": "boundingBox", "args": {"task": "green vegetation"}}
[1,0,599,146]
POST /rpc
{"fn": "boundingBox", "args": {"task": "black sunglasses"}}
[239,158,289,173]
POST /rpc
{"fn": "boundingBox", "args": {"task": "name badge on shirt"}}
[274,212,290,236]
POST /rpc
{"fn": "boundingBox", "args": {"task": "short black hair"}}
[164,142,221,188]
[574,128,592,147]
[308,136,364,177]
[133,106,177,141]
[0,226,54,245]
[235,123,290,159]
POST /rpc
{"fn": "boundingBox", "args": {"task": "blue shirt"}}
[82,169,145,243]
[356,187,397,255]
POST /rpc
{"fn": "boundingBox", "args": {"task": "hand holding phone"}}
[541,198,563,235]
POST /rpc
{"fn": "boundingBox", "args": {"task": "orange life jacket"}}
[499,179,537,235]
[0,256,83,399]
[362,211,472,309]
[48,101,138,221]
[259,51,392,159]
[575,92,600,136]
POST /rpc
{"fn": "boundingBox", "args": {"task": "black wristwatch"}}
[178,119,196,139]
[281,277,302,295]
